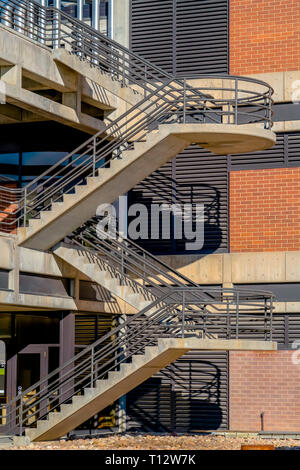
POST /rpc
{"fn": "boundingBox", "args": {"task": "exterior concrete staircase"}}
[0,0,275,245]
[17,122,274,252]
[13,336,276,444]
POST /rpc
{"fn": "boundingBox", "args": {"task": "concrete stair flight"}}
[13,337,276,444]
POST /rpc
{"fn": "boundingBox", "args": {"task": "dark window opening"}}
[19,273,74,298]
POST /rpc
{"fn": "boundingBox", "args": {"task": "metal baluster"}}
[18,387,23,436]
[235,78,238,124]
[270,296,273,341]
[269,88,272,129]
[53,0,61,49]
[91,347,94,387]
[236,291,239,339]
[23,187,27,227]
[226,298,230,339]
[93,137,96,176]
[181,291,185,338]
[183,78,186,124]
[39,0,47,45]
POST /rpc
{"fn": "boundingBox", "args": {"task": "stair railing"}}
[0,286,273,435]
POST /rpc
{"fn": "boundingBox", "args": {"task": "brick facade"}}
[230,0,300,74]
[229,351,300,431]
[229,167,300,252]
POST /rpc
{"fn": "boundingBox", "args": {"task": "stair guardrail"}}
[0,286,273,435]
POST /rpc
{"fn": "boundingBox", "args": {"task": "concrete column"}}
[59,313,75,403]
[9,242,19,294]
[77,0,84,21]
[112,0,129,47]
[92,0,100,30]
[59,313,75,367]
[0,64,21,88]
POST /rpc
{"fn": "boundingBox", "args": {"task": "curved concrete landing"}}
[171,123,276,155]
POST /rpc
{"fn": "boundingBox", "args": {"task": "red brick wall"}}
[230,0,300,74]
[230,351,300,431]
[229,167,300,252]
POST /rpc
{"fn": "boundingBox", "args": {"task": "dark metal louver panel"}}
[75,314,114,346]
[128,160,174,254]
[287,132,300,166]
[176,0,228,76]
[130,0,174,74]
[171,351,228,431]
[130,0,229,75]
[129,145,228,254]
[127,351,228,431]
[230,132,300,170]
[230,134,285,169]
[287,314,300,344]
[175,146,228,253]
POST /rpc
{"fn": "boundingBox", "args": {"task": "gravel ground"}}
[8,434,300,450]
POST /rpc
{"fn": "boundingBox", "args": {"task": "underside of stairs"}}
[13,337,276,443]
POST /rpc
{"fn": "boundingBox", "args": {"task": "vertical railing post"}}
[39,0,47,45]
[144,65,147,97]
[270,296,273,341]
[226,297,230,339]
[142,252,146,287]
[23,187,27,227]
[91,347,94,387]
[264,297,267,341]
[235,78,238,124]
[181,291,185,338]
[268,88,272,129]
[18,387,23,436]
[236,291,239,339]
[183,78,186,124]
[121,248,124,285]
[53,2,61,49]
[93,137,96,176]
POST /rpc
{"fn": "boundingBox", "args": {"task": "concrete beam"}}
[4,81,105,134]
[0,26,77,92]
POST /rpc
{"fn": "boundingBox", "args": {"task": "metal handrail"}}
[0,286,273,434]
[66,220,274,307]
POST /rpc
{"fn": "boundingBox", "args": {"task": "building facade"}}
[0,0,298,438]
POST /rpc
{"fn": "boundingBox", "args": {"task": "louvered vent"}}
[176,0,228,76]
[130,0,229,75]
[130,0,174,74]
[127,351,229,431]
[129,146,228,254]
